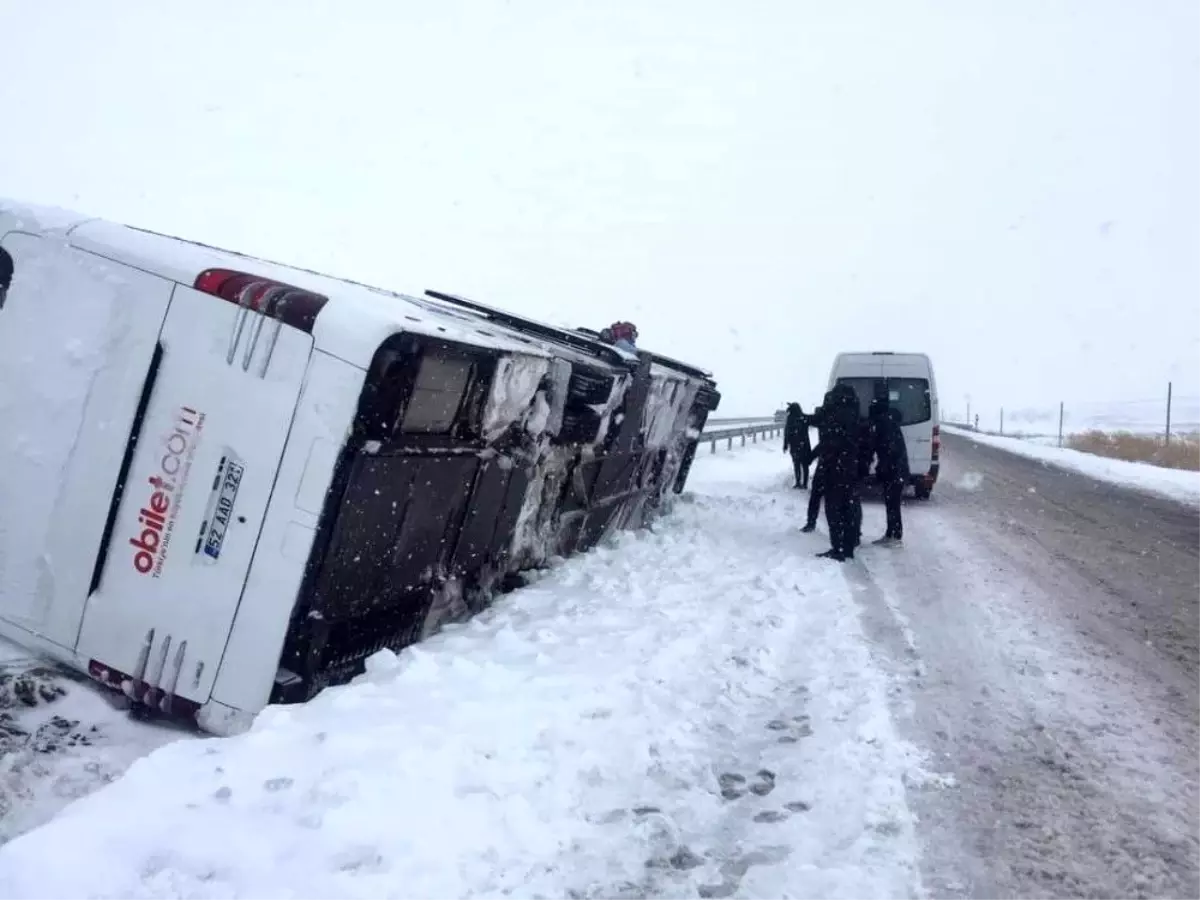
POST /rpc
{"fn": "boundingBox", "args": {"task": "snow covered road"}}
[853,433,1199,898]
[0,446,930,900]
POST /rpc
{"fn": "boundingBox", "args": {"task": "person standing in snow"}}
[0,246,12,310]
[870,402,910,544]
[801,445,824,532]
[782,402,811,489]
[801,391,836,533]
[814,384,863,561]
[850,402,878,550]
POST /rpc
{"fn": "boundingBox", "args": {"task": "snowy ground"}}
[0,652,192,848]
[0,446,936,900]
[3,434,1197,900]
[944,425,1200,508]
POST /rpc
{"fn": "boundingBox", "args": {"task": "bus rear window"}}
[398,355,472,434]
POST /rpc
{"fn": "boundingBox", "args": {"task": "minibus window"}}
[835,377,885,417]
[887,377,932,425]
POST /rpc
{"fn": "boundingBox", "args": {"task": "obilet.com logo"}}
[129,406,206,577]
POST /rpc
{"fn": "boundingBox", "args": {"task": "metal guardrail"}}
[702,421,783,453]
[705,416,778,427]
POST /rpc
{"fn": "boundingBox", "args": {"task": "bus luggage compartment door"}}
[299,451,478,680]
[77,285,313,710]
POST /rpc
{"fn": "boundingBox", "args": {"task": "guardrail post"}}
[710,439,716,453]
[727,436,733,450]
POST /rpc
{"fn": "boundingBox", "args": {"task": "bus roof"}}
[2,198,719,384]
[0,198,551,368]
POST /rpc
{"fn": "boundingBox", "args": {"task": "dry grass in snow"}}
[1066,430,1200,471]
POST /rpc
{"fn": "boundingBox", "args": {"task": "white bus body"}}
[0,199,720,735]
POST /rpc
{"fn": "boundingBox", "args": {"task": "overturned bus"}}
[0,199,720,735]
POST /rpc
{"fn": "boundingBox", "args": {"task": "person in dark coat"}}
[801,444,823,532]
[800,391,836,532]
[782,402,812,489]
[0,246,12,310]
[849,406,876,549]
[871,404,911,543]
[813,384,863,561]
[853,399,890,546]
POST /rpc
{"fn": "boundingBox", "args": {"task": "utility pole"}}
[1000,407,1004,435]
[1057,401,1065,448]
[1166,381,1173,446]
[965,394,971,428]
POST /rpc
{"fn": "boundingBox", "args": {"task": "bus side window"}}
[0,245,13,310]
[397,353,474,435]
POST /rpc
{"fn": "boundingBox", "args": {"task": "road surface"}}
[851,431,1199,899]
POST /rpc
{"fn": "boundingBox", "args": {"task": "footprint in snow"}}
[718,769,775,800]
[699,845,794,898]
[769,714,813,744]
[753,810,788,824]
[748,769,776,797]
[750,798,812,825]
[718,772,746,800]
[645,845,705,872]
[333,844,388,874]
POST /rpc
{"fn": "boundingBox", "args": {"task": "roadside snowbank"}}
[945,426,1200,508]
[0,444,925,900]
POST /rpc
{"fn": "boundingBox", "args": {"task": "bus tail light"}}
[194,268,329,334]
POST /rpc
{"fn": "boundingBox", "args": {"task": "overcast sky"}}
[1,0,1195,417]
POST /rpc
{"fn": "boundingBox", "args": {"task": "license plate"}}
[196,452,245,564]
